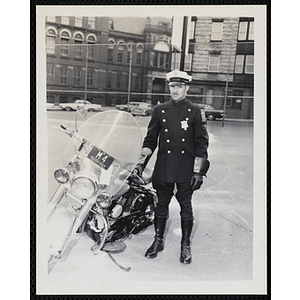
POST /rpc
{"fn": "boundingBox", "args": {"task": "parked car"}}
[130,103,153,116]
[59,100,102,112]
[115,102,152,113]
[198,104,225,121]
[46,102,55,110]
[130,105,152,117]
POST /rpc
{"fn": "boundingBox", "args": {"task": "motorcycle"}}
[47,109,157,272]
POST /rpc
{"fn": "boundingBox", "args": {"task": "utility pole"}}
[180,16,188,71]
[222,43,233,128]
[222,71,229,128]
[84,43,88,101]
[127,47,132,111]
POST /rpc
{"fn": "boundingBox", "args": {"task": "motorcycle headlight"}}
[54,168,70,184]
[96,192,112,208]
[71,176,97,198]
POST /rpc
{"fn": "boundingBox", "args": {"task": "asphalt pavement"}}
[44,109,254,294]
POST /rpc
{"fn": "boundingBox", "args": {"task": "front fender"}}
[48,205,75,257]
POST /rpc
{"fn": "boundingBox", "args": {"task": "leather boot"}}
[145,216,166,258]
[180,219,193,264]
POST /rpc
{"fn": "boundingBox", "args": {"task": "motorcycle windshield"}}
[61,110,143,195]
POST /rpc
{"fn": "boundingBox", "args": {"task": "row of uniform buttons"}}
[167,138,186,154]
[166,138,185,143]
[167,150,186,154]
[162,108,188,154]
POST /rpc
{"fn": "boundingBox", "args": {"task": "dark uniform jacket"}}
[143,99,209,183]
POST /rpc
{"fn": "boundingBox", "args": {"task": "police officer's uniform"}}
[136,70,209,264]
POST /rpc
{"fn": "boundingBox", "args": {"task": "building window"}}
[238,22,248,40]
[171,52,180,70]
[73,68,81,86]
[136,44,143,65]
[189,20,196,40]
[75,17,83,27]
[108,19,114,30]
[152,51,169,69]
[88,17,96,29]
[106,73,112,88]
[60,67,68,85]
[136,52,142,65]
[46,16,56,22]
[223,90,243,109]
[172,52,191,71]
[61,16,69,25]
[208,54,220,72]
[135,76,140,91]
[238,20,254,41]
[47,64,55,84]
[87,35,96,59]
[117,41,125,63]
[117,51,123,63]
[74,33,83,57]
[211,22,223,41]
[184,54,192,71]
[245,55,254,74]
[87,70,93,86]
[249,21,254,40]
[108,48,113,62]
[116,74,122,88]
[232,90,243,109]
[235,55,244,73]
[60,31,70,56]
[46,29,56,54]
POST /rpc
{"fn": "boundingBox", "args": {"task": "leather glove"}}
[133,164,143,178]
[133,147,152,180]
[190,173,203,191]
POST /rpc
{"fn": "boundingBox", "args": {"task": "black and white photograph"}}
[35,4,267,295]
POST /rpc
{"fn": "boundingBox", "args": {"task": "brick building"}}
[45,16,172,107]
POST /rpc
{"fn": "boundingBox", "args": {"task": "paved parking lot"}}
[42,110,258,294]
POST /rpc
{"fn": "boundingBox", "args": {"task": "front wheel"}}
[207,114,215,121]
[65,106,72,111]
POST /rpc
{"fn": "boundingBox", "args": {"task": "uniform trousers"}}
[152,179,194,220]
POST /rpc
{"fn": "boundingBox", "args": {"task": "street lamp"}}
[84,43,88,101]
[127,43,133,112]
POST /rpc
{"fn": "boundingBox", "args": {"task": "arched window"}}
[60,31,70,56]
[117,40,125,64]
[107,39,115,62]
[136,44,144,65]
[46,28,56,54]
[74,33,83,57]
[87,35,96,59]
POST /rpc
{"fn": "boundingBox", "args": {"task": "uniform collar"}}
[171,98,186,106]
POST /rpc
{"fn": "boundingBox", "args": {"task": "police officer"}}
[135,70,209,264]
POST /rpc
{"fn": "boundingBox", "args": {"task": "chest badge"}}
[181,120,189,131]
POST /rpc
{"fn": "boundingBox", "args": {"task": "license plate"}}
[87,146,115,170]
